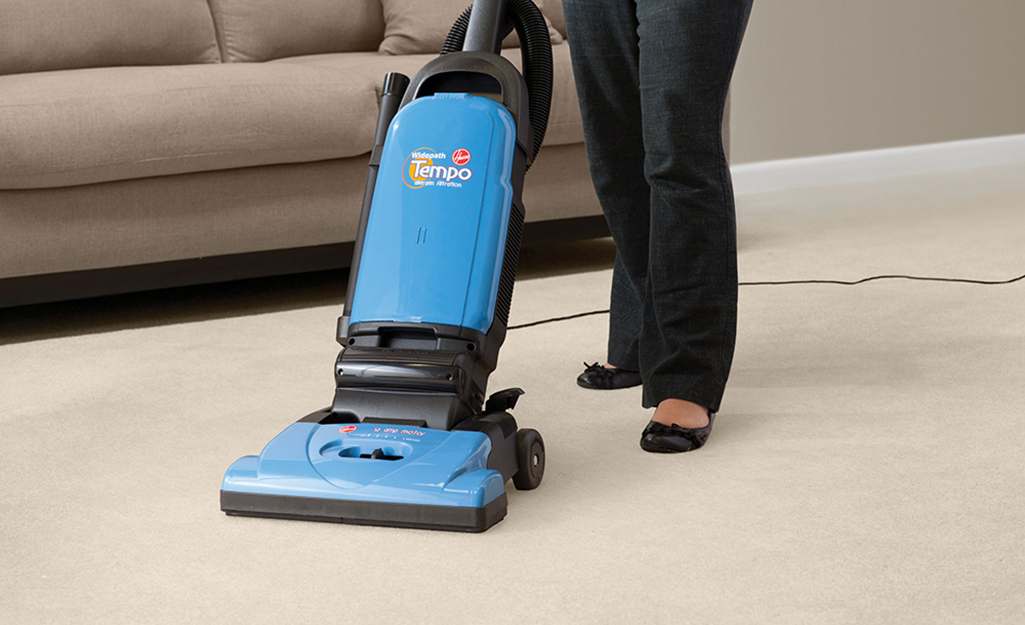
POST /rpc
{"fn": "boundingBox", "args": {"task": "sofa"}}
[0,0,605,307]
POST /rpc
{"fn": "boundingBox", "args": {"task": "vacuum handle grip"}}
[463,0,511,53]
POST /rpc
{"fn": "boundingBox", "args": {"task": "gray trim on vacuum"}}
[220,490,508,533]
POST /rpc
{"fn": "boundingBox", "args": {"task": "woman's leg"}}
[562,0,650,372]
[607,252,643,371]
[634,0,753,422]
[565,0,753,434]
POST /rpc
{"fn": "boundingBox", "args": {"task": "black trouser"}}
[562,0,753,412]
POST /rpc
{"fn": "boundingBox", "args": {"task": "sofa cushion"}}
[0,144,597,281]
[276,42,583,147]
[207,0,386,62]
[379,0,562,55]
[0,64,379,190]
[0,161,371,279]
[0,0,220,76]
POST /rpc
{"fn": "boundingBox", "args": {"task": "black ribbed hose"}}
[441,0,553,167]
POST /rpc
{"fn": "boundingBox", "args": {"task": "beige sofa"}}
[0,0,602,307]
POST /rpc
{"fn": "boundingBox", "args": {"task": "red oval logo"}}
[452,149,471,166]
[339,425,357,434]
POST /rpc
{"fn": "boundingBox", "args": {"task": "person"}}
[562,0,754,453]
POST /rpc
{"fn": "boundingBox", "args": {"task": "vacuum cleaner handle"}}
[439,0,553,165]
[339,73,410,340]
[463,0,511,53]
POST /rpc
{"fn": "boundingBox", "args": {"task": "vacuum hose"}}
[441,0,553,166]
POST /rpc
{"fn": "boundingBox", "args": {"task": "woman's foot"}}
[576,362,642,390]
[640,399,714,453]
[652,399,710,429]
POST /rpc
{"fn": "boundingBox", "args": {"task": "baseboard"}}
[730,133,1025,195]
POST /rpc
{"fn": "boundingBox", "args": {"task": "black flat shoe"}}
[639,413,715,453]
[576,362,642,390]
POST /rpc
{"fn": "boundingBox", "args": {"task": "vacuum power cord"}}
[507,271,1025,331]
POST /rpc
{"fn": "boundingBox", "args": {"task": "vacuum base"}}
[221,490,508,533]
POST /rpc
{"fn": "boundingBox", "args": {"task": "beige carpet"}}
[2,163,1024,624]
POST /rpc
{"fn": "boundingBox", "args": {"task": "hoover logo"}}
[403,147,473,189]
[338,425,357,434]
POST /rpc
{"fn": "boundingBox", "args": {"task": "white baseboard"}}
[730,133,1025,195]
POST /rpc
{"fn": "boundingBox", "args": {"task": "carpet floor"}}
[2,163,1023,624]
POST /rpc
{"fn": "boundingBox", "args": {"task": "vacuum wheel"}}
[512,428,545,490]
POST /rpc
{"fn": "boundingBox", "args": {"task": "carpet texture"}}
[2,164,1023,624]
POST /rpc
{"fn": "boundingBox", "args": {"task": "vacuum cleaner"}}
[220,0,553,532]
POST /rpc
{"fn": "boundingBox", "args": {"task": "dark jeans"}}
[562,0,753,412]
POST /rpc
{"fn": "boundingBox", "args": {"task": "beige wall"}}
[729,0,1025,164]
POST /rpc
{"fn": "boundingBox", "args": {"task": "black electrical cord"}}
[509,309,610,330]
[740,273,1025,286]
[506,271,1025,330]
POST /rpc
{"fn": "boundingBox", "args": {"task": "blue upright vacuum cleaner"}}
[221,0,553,532]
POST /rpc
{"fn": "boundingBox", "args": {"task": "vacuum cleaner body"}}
[351,93,518,345]
[221,0,551,532]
